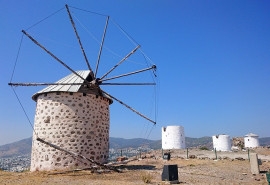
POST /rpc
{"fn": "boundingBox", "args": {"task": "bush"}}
[199,146,209,150]
[141,172,153,184]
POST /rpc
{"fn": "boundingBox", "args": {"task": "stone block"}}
[250,153,260,174]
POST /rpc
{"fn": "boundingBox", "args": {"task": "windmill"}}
[9,5,157,171]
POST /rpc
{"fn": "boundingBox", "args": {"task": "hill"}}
[0,136,269,158]
[0,137,32,158]
[110,137,157,149]
[258,137,270,146]
[185,136,213,148]
[110,136,214,150]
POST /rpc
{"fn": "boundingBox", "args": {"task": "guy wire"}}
[11,87,37,137]
[10,34,24,83]
[25,7,65,31]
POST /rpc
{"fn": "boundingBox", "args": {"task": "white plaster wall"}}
[30,92,110,171]
[162,126,185,149]
[212,134,231,151]
[244,137,260,148]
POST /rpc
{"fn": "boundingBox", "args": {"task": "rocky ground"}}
[0,148,270,185]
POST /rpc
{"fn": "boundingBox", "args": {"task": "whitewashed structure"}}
[30,71,112,171]
[244,133,260,148]
[162,125,185,149]
[212,134,231,151]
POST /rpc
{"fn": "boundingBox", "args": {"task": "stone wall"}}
[30,92,110,171]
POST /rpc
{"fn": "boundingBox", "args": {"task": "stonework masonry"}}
[30,92,110,171]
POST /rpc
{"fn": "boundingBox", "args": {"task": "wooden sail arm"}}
[101,82,156,85]
[100,65,156,82]
[65,4,94,78]
[8,81,156,86]
[22,30,88,83]
[100,45,141,80]
[94,16,109,78]
[101,90,156,124]
[36,137,121,172]
[8,82,89,86]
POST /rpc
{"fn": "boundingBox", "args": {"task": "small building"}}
[212,134,231,151]
[162,125,185,149]
[244,133,260,148]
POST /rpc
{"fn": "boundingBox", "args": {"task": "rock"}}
[232,137,244,150]
[145,154,155,158]
[117,156,127,162]
[189,155,196,159]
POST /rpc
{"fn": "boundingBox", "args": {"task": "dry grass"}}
[1,148,270,185]
[140,171,153,184]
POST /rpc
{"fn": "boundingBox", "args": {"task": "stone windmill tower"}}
[9,5,157,171]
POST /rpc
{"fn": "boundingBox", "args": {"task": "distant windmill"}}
[9,4,157,171]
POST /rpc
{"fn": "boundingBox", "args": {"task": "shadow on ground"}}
[117,165,156,170]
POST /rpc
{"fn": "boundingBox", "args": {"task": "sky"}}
[1,0,270,145]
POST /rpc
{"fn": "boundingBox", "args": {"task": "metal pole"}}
[214,148,217,160]
[187,148,189,159]
[248,148,250,161]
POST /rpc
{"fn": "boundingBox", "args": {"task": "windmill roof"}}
[32,70,111,103]
[244,133,259,137]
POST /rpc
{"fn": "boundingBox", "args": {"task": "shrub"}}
[199,146,209,150]
[141,172,153,184]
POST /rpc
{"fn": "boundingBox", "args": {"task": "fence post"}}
[248,148,250,161]
[187,148,189,159]
[214,148,217,160]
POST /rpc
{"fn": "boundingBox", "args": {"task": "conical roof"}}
[245,133,259,137]
[32,70,112,103]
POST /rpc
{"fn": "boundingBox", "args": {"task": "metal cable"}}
[69,5,108,17]
[25,7,65,31]
[110,18,139,47]
[10,34,24,83]
[10,87,37,137]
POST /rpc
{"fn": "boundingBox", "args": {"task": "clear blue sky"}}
[1,0,270,145]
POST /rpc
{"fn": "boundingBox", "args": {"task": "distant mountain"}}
[110,137,214,150]
[0,136,269,158]
[0,137,32,158]
[110,137,158,149]
[0,136,213,158]
[258,137,270,146]
[185,136,213,148]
